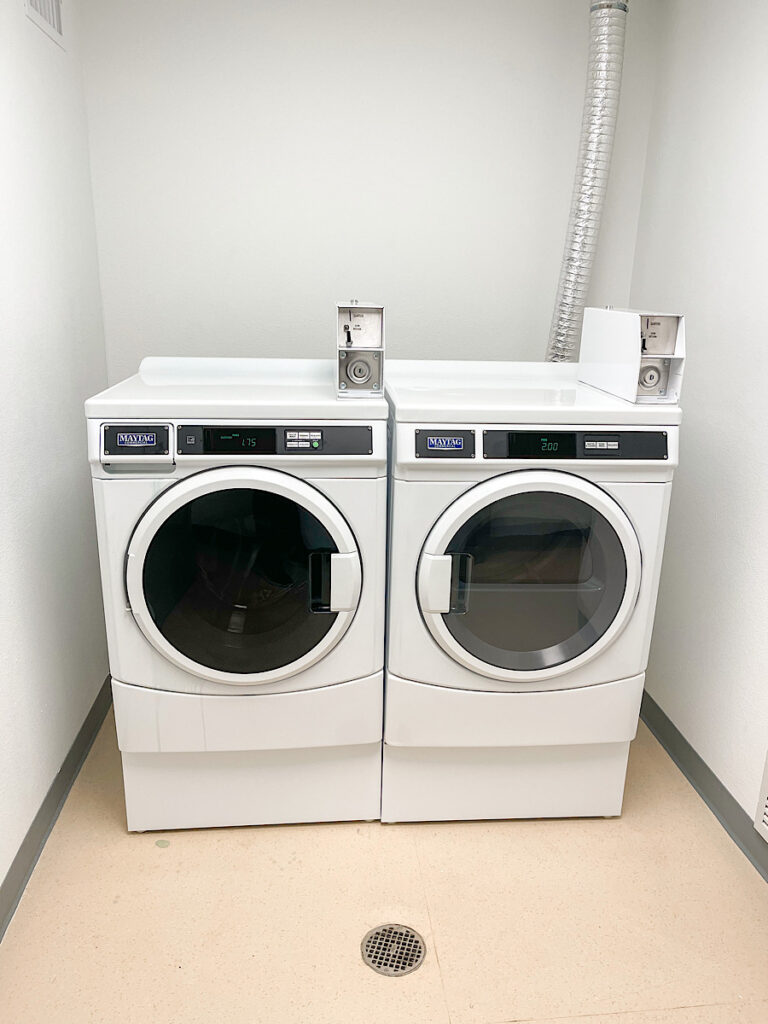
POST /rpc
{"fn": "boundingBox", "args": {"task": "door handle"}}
[420,554,452,614]
[308,551,332,612]
[329,552,361,611]
[309,551,360,612]
[449,552,473,614]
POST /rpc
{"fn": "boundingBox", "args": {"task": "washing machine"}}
[383,359,681,822]
[85,357,387,831]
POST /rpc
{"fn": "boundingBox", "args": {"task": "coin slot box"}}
[336,301,385,398]
[578,307,685,405]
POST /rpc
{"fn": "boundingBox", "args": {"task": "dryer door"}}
[125,468,362,685]
[417,471,642,682]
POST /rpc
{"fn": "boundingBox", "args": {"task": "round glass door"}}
[143,488,338,674]
[126,468,361,684]
[418,473,641,679]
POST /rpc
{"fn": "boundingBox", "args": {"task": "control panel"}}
[99,424,375,460]
[175,425,373,456]
[483,430,668,460]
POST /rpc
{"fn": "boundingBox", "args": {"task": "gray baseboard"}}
[641,692,768,884]
[0,677,112,942]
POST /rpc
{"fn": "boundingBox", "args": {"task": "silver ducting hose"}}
[546,0,629,362]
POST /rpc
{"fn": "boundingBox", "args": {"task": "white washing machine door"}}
[417,471,642,683]
[125,467,362,685]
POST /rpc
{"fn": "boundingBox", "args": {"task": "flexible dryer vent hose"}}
[546,0,629,362]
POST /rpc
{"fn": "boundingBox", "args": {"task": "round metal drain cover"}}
[361,924,426,977]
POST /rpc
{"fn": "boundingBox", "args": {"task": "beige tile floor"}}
[1,713,767,1024]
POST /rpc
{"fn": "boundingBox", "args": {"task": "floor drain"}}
[361,924,426,977]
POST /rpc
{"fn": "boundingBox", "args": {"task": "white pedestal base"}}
[112,672,383,831]
[381,671,643,822]
[123,742,382,831]
[381,740,631,823]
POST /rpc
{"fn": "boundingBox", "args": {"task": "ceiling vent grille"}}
[26,0,64,47]
[755,750,768,844]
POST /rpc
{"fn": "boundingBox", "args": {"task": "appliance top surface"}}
[385,359,682,425]
[85,357,389,420]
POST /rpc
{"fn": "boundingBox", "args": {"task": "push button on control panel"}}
[177,426,203,454]
[583,434,622,456]
[285,429,323,450]
[584,440,620,451]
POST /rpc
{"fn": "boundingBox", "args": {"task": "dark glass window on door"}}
[441,491,627,671]
[142,488,339,674]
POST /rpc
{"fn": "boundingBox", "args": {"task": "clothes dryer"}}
[86,358,387,831]
[383,359,681,822]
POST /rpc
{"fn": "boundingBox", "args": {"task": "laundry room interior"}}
[1,0,767,1021]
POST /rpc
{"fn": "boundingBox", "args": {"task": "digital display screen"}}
[507,432,577,459]
[427,436,464,450]
[203,428,277,454]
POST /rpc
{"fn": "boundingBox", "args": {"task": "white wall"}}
[79,0,659,382]
[0,1,109,882]
[631,0,768,817]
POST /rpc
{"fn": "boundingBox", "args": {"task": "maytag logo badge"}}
[427,436,463,450]
[117,432,156,447]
